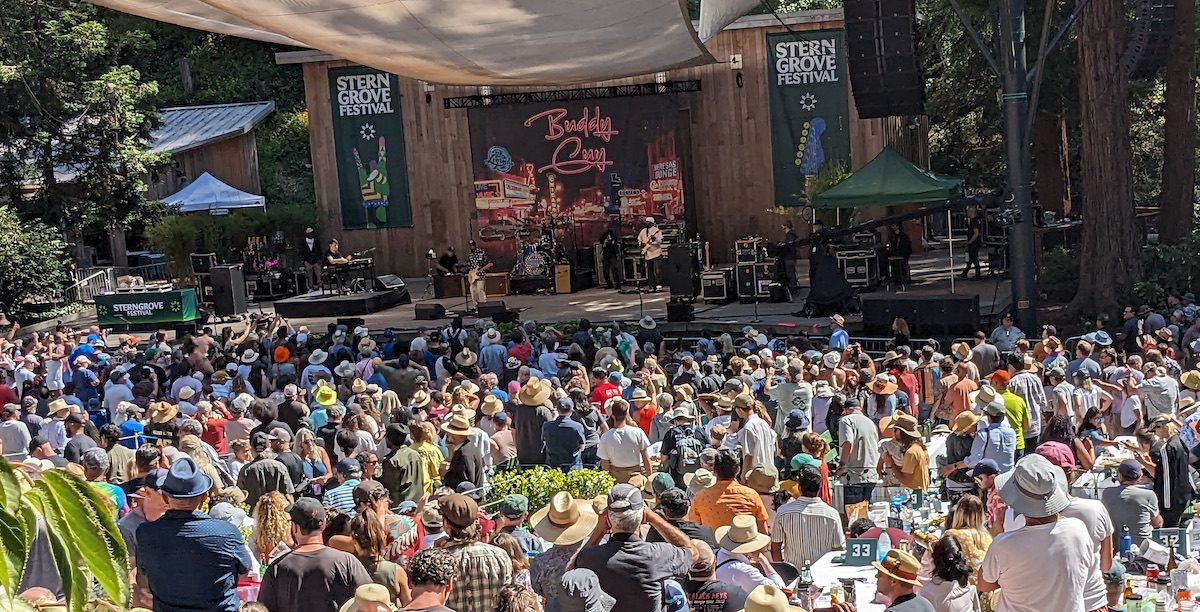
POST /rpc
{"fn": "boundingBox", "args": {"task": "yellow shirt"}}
[413,441,444,493]
[897,444,930,491]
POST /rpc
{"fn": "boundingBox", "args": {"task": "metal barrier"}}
[68,267,117,303]
[117,262,170,282]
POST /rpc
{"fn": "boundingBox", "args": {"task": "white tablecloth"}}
[803,550,887,612]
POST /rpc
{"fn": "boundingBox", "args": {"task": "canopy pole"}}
[948,210,955,293]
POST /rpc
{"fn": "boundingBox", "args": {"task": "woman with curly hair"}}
[800,432,832,505]
[494,583,540,612]
[248,491,293,569]
[918,534,980,612]
[1041,413,1095,470]
[351,507,411,607]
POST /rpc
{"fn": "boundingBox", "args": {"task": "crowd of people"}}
[3,299,1200,612]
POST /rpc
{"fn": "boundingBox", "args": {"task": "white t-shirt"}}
[1060,498,1113,612]
[739,414,776,471]
[1121,395,1143,430]
[810,397,831,435]
[596,425,650,468]
[981,517,1094,612]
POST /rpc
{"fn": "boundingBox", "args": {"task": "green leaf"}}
[0,506,30,599]
[35,472,129,608]
[24,488,88,612]
[0,449,23,513]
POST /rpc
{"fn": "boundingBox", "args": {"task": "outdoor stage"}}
[273,285,411,318]
[264,243,1013,341]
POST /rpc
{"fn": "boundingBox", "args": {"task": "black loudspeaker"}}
[477,301,508,319]
[337,317,366,329]
[667,300,695,323]
[736,264,756,298]
[190,253,216,274]
[860,294,979,337]
[414,303,446,320]
[844,0,924,118]
[667,244,697,299]
[492,310,519,324]
[209,265,247,316]
[375,274,406,291]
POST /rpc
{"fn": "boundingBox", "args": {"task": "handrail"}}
[66,269,109,292]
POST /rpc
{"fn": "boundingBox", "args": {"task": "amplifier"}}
[735,237,766,264]
[701,267,734,303]
[484,272,510,297]
[478,301,508,319]
[753,262,776,298]
[667,300,695,323]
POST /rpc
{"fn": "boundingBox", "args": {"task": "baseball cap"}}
[267,427,292,443]
[499,494,530,519]
[689,539,717,577]
[987,370,1010,385]
[606,483,645,513]
[335,458,362,476]
[395,500,417,514]
[1118,459,1143,480]
[283,384,299,398]
[421,502,443,527]
[287,497,326,532]
[352,479,388,506]
[1034,441,1075,473]
[970,459,1001,478]
[439,493,479,528]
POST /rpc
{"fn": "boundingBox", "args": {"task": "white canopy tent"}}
[162,172,266,214]
[85,0,720,85]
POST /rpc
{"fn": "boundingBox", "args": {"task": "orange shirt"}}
[690,479,769,531]
[636,403,656,436]
[946,378,979,421]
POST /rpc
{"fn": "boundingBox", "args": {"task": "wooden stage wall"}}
[294,10,928,278]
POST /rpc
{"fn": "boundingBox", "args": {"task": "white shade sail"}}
[162,172,266,213]
[697,0,761,41]
[86,0,716,85]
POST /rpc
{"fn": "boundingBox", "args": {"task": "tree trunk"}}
[1157,0,1197,244]
[110,225,129,268]
[1071,0,1140,314]
[1031,99,1071,218]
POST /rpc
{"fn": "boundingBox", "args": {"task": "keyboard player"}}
[325,238,352,292]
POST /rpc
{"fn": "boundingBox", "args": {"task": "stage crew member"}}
[638,217,664,292]
[435,246,459,276]
[299,227,323,291]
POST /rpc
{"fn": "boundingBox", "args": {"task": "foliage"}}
[486,467,615,514]
[1133,222,1200,307]
[144,200,319,275]
[0,207,73,316]
[1037,246,1080,303]
[0,460,128,612]
[0,0,168,234]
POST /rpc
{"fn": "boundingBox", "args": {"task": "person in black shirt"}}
[961,206,983,279]
[325,239,351,292]
[248,399,293,442]
[779,220,800,291]
[885,222,913,283]
[268,428,306,488]
[600,228,622,289]
[435,246,459,276]
[647,488,717,550]
[299,227,323,291]
[682,539,748,612]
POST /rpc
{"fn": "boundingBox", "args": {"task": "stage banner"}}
[766,30,852,207]
[467,96,684,271]
[328,66,413,229]
[95,289,199,326]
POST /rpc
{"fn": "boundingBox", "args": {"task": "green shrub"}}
[0,206,73,316]
[1038,246,1080,303]
[486,466,615,514]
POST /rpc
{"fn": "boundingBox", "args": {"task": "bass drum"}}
[521,251,547,277]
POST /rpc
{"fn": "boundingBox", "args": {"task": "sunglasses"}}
[362,459,379,464]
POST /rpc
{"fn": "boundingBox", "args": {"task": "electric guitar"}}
[640,229,662,256]
[467,262,493,284]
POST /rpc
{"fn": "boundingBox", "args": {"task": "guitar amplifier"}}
[484,272,510,296]
[754,262,777,298]
[701,267,734,303]
[735,237,766,264]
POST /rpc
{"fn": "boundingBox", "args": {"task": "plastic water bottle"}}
[1119,526,1133,560]
[878,529,892,563]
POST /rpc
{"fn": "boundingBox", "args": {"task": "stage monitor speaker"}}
[492,310,519,324]
[209,265,247,316]
[375,274,406,291]
[860,293,979,338]
[667,300,695,323]
[477,300,508,319]
[667,244,697,299]
[337,317,366,329]
[844,0,924,118]
[414,303,446,320]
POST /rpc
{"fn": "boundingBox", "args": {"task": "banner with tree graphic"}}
[328,66,413,229]
[766,30,852,206]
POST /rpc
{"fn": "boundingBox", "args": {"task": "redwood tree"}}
[1071,0,1140,313]
[1157,0,1197,245]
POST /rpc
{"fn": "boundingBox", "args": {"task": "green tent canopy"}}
[812,146,963,209]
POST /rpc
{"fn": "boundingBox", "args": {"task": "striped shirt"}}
[322,479,360,516]
[771,496,845,567]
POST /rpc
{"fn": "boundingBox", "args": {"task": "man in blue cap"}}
[137,457,253,612]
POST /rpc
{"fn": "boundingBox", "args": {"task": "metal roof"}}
[150,101,275,155]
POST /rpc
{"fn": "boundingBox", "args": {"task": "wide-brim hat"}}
[149,401,178,424]
[358,338,377,354]
[410,389,432,409]
[830,314,845,326]
[996,453,1069,519]
[872,548,923,587]
[952,410,981,435]
[685,469,717,493]
[813,380,835,398]
[530,491,599,546]
[308,349,328,365]
[638,316,656,330]
[440,413,474,437]
[667,406,692,422]
[1044,336,1063,351]
[518,377,553,406]
[239,349,258,364]
[1182,370,1200,391]
[951,342,971,360]
[716,514,771,555]
[455,349,479,367]
[484,329,502,343]
[339,584,396,612]
[333,361,354,378]
[314,385,338,407]
[745,465,779,494]
[351,378,367,394]
[1138,305,1153,316]
[156,456,213,498]
[970,384,998,407]
[889,413,921,438]
[481,394,504,416]
[868,375,897,395]
[1022,354,1044,373]
[48,398,70,416]
[630,388,653,405]
[273,346,291,364]
[736,585,803,612]
[674,384,695,402]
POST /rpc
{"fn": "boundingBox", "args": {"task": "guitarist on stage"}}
[466,239,492,307]
[637,217,664,292]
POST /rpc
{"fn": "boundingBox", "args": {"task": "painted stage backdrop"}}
[328,66,413,229]
[766,30,852,207]
[467,96,685,270]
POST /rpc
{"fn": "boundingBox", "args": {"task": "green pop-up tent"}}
[812,146,963,209]
[812,146,966,291]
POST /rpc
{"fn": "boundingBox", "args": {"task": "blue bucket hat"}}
[156,457,213,498]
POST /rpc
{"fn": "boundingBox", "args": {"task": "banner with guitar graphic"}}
[766,30,852,207]
[328,66,414,229]
[466,96,685,271]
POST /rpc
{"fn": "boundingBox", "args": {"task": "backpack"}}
[668,425,705,474]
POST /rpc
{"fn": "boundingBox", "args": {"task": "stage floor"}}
[273,286,411,318]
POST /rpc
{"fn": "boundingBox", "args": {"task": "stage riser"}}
[274,288,411,318]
